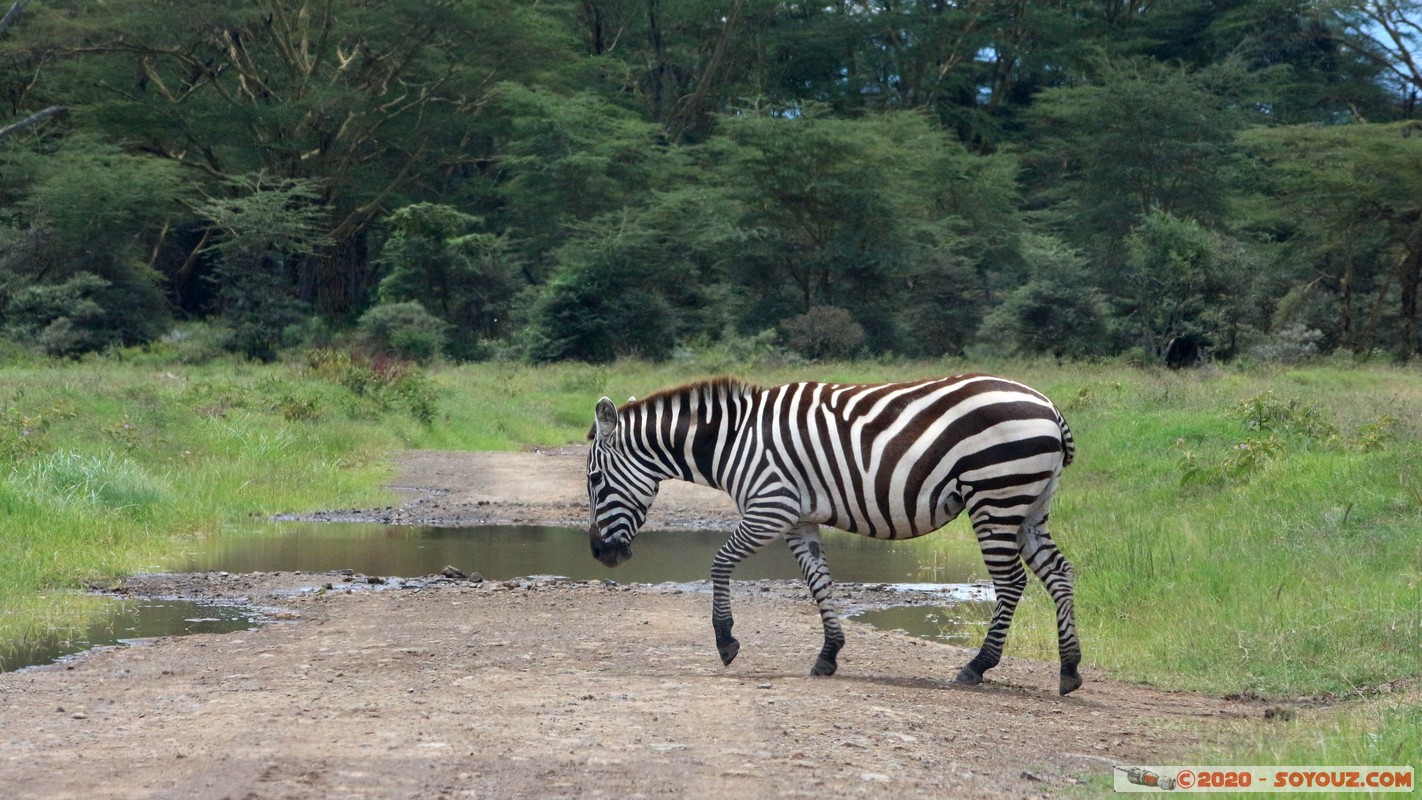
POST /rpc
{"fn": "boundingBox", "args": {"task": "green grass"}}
[3,350,1419,773]
[0,355,413,666]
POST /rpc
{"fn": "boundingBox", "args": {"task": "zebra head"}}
[587,396,659,568]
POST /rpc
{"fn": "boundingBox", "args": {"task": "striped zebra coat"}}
[586,374,1082,695]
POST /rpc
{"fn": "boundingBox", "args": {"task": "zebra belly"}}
[810,497,965,541]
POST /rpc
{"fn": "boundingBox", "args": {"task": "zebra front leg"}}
[956,525,1028,687]
[709,523,781,667]
[1021,524,1083,695]
[785,523,844,676]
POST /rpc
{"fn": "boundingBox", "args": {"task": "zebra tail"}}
[1056,409,1076,468]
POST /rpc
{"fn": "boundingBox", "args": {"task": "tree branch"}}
[0,104,67,142]
[0,0,30,40]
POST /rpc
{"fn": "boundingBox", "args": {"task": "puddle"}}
[849,604,992,645]
[6,523,996,672]
[174,522,990,586]
[1,599,258,673]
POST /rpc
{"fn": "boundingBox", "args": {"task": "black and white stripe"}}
[587,374,1082,695]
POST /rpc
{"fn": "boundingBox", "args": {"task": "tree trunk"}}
[1399,218,1422,356]
[299,231,369,318]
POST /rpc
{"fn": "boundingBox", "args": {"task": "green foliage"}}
[1238,121,1422,357]
[1121,211,1256,361]
[978,235,1110,360]
[303,348,438,424]
[523,235,678,364]
[779,306,865,361]
[192,173,328,361]
[0,0,1418,362]
[1234,391,1338,440]
[0,137,177,352]
[376,203,521,359]
[1026,56,1245,259]
[493,85,670,263]
[1,272,112,356]
[356,301,449,365]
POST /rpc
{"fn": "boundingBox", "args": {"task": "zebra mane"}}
[587,377,759,440]
[623,376,759,415]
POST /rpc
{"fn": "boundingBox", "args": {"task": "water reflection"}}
[177,523,989,586]
[1,600,256,673]
[849,604,991,645]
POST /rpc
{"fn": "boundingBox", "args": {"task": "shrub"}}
[356,301,450,364]
[1247,323,1324,364]
[779,306,865,361]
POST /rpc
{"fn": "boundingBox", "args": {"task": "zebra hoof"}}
[1059,669,1083,696]
[810,657,837,677]
[718,637,740,666]
[953,666,983,686]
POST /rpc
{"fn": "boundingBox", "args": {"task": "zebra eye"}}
[588,468,604,484]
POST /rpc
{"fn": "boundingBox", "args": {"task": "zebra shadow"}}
[730,669,1106,706]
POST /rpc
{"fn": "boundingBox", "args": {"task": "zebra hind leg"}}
[785,524,844,676]
[955,523,1028,688]
[1020,522,1083,696]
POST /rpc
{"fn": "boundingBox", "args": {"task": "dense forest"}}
[1,0,1420,365]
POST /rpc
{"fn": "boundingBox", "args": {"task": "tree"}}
[9,0,578,315]
[0,135,180,352]
[1328,0,1422,109]
[490,84,671,275]
[0,1,67,144]
[376,203,523,360]
[1025,56,1248,264]
[1118,211,1255,362]
[704,108,1020,352]
[191,173,329,360]
[977,234,1109,361]
[1239,121,1422,356]
[523,219,679,364]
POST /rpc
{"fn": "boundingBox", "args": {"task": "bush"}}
[779,306,865,361]
[1247,323,1323,364]
[356,301,449,364]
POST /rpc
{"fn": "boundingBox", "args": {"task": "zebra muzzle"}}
[589,525,633,567]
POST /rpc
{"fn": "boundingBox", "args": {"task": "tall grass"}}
[0,354,413,665]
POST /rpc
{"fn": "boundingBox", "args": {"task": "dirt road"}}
[0,449,1257,799]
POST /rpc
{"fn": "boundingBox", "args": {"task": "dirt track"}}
[0,449,1260,799]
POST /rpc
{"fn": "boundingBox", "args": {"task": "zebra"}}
[586,374,1082,695]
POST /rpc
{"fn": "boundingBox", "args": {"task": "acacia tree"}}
[1328,0,1422,107]
[1240,121,1422,356]
[1025,55,1248,268]
[9,0,575,316]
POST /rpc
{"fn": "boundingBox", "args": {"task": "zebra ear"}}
[594,397,619,442]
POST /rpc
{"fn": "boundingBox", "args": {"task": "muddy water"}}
[176,522,989,585]
[1,600,257,673]
[5,523,994,672]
